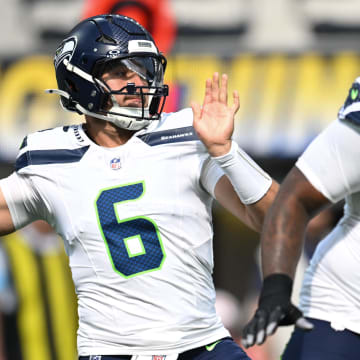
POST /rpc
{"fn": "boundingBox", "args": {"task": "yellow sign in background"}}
[0,52,359,159]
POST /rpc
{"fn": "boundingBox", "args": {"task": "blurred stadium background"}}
[0,0,359,359]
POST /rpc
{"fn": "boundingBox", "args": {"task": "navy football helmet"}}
[48,15,168,130]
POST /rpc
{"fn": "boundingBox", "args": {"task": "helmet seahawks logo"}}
[54,37,77,69]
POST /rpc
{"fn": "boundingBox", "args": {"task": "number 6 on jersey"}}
[95,182,166,278]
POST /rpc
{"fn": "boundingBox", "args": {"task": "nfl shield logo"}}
[153,356,166,360]
[110,157,121,170]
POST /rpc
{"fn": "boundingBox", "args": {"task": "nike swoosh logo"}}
[205,340,221,351]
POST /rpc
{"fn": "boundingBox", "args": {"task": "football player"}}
[242,78,360,359]
[0,15,278,360]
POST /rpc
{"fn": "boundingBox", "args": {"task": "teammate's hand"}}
[191,72,239,157]
[241,274,314,348]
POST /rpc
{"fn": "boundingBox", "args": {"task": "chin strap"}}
[72,102,152,130]
[46,88,152,131]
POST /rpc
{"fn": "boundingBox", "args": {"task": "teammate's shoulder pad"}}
[338,77,360,131]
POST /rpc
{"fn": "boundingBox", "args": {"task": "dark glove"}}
[241,273,313,348]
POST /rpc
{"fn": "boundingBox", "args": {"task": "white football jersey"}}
[296,118,360,334]
[1,108,235,356]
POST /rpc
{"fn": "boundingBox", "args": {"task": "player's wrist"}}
[212,141,272,204]
[259,273,293,307]
[206,140,232,157]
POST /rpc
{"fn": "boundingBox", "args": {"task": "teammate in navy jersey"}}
[242,78,360,360]
[0,15,278,359]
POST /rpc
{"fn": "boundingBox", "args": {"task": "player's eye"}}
[113,68,128,78]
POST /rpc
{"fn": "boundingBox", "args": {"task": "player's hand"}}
[191,72,240,157]
[241,274,314,348]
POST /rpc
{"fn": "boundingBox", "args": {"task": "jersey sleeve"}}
[0,172,45,229]
[296,119,360,203]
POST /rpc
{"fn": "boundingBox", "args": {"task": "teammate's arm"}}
[241,167,328,347]
[243,79,360,348]
[261,167,329,277]
[0,187,15,236]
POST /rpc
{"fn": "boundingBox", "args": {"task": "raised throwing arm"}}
[192,72,278,231]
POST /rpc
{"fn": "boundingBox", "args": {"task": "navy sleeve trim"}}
[15,145,90,171]
[138,126,199,146]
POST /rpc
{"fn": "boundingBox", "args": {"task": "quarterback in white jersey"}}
[0,15,278,360]
[242,78,360,359]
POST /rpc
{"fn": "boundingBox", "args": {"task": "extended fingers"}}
[211,72,220,102]
[241,319,257,348]
[212,73,229,104]
[242,309,268,348]
[232,90,240,114]
[219,73,228,104]
[203,72,240,111]
[191,101,201,121]
[266,306,283,336]
[203,78,212,107]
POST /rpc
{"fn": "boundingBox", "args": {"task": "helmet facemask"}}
[92,55,168,130]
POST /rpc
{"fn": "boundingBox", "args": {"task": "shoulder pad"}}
[159,108,194,130]
[138,108,198,146]
[15,125,89,172]
[338,78,360,128]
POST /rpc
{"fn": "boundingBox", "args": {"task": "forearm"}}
[261,167,331,278]
[244,180,279,232]
[213,142,277,232]
[242,190,316,349]
[213,141,273,205]
[261,189,310,278]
